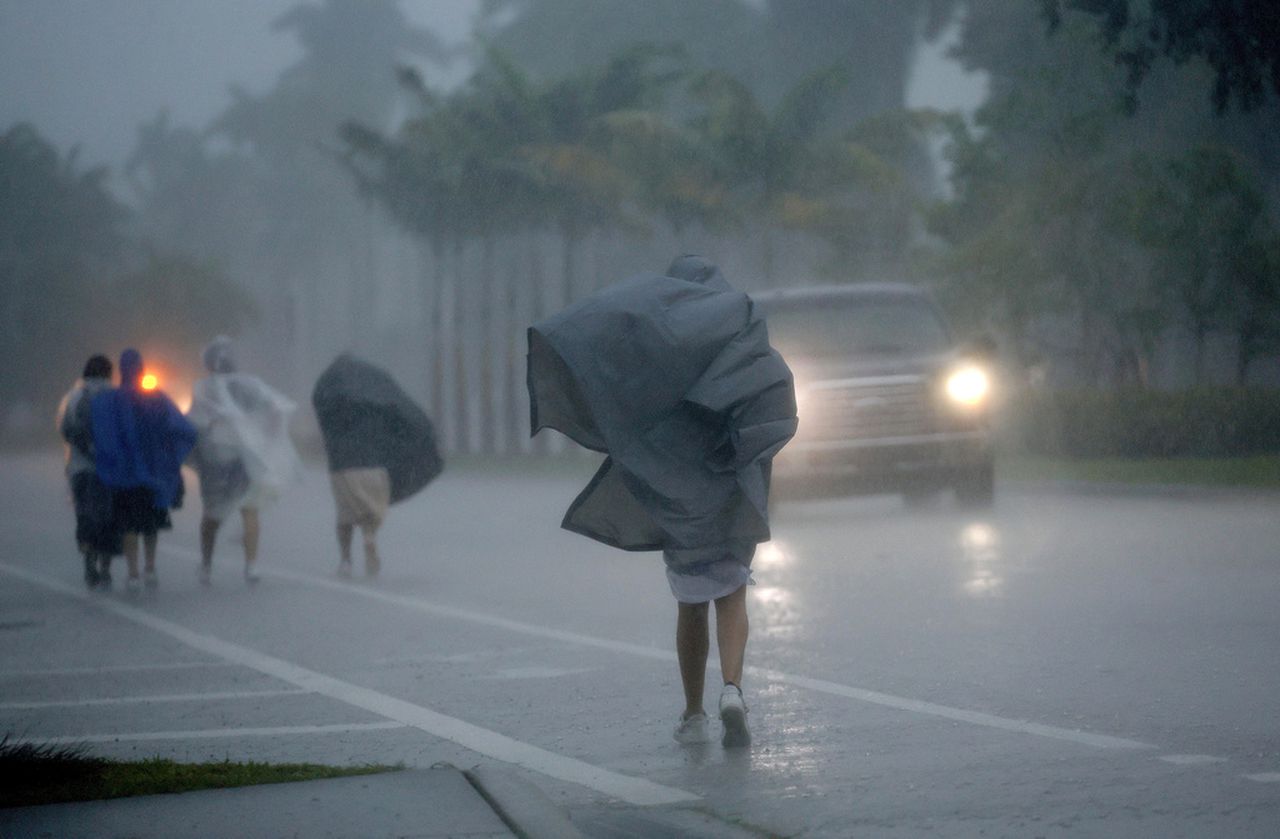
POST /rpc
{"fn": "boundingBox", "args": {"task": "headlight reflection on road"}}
[959,521,1003,597]
[755,539,793,571]
[753,540,801,638]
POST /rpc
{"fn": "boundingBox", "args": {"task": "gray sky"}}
[0,0,478,169]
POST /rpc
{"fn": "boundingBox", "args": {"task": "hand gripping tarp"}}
[311,354,443,504]
[527,262,797,562]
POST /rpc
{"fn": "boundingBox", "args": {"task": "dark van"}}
[756,283,995,505]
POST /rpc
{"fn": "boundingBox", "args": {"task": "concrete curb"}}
[464,764,585,839]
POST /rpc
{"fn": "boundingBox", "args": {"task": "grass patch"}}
[999,454,1280,488]
[0,737,399,809]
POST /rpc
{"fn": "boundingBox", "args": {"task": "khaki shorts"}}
[330,467,390,529]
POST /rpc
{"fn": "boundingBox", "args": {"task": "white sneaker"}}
[244,562,260,585]
[719,684,750,748]
[673,711,711,745]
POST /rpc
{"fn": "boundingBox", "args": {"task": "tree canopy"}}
[1043,0,1280,113]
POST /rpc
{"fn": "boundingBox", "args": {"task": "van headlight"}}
[945,366,990,407]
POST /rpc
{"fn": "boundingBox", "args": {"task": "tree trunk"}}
[438,238,460,453]
[422,238,444,440]
[1192,321,1208,386]
[458,237,483,454]
[562,218,580,307]
[1234,323,1254,386]
[483,233,508,455]
[514,232,539,454]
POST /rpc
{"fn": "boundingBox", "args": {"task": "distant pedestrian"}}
[56,354,123,590]
[528,254,796,748]
[91,348,197,592]
[312,354,442,579]
[187,336,301,585]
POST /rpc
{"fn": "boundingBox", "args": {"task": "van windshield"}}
[761,296,951,358]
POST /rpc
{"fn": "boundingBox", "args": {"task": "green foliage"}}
[933,4,1280,384]
[0,123,129,410]
[1011,387,1280,458]
[479,0,758,86]
[0,735,397,807]
[344,45,688,253]
[1044,0,1280,113]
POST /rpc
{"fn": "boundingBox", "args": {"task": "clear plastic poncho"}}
[187,337,302,520]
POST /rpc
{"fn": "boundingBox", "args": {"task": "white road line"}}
[22,721,405,746]
[1160,754,1228,766]
[0,688,308,710]
[1244,773,1280,783]
[747,666,1153,751]
[258,565,1155,752]
[0,562,697,808]
[0,661,236,678]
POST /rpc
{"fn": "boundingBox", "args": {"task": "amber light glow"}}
[140,373,159,391]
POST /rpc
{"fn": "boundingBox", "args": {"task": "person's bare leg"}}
[336,523,354,576]
[676,601,710,718]
[714,585,749,688]
[123,532,140,579]
[198,517,219,584]
[200,518,219,565]
[715,585,751,747]
[241,508,259,564]
[363,526,380,577]
[142,533,158,574]
[241,508,261,582]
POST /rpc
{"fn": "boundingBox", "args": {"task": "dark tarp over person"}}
[91,348,197,592]
[527,254,797,748]
[312,353,443,578]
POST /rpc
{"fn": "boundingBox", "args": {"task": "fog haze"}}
[0,0,478,172]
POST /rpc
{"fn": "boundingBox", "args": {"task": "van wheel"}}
[954,462,995,508]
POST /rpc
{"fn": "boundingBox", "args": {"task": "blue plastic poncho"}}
[91,348,197,509]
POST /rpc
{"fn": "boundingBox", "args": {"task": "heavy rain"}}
[2,2,1279,837]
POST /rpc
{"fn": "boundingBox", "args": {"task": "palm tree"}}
[509,45,682,303]
[211,0,453,397]
[341,47,685,453]
[687,65,855,282]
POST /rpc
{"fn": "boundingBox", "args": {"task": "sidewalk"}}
[0,763,584,839]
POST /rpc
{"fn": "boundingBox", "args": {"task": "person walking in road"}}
[527,254,797,748]
[312,354,442,579]
[56,354,123,590]
[91,348,197,592]
[187,336,301,585]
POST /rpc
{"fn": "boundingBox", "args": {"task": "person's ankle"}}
[682,708,705,720]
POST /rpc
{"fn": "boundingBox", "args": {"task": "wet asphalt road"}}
[2,451,1279,837]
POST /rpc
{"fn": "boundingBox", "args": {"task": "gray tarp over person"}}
[312,353,443,578]
[527,254,797,748]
